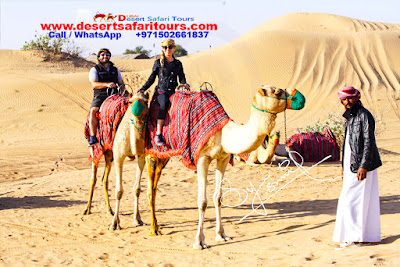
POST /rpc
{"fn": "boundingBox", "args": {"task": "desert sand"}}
[1,12,400,266]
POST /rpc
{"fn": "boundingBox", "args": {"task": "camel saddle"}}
[146,90,231,170]
[84,94,129,166]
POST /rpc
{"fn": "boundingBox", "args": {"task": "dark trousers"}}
[156,92,171,120]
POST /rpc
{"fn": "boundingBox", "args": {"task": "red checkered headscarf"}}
[338,86,361,100]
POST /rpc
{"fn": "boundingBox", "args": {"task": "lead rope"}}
[284,89,288,147]
[284,108,287,142]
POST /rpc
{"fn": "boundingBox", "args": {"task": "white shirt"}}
[89,66,122,82]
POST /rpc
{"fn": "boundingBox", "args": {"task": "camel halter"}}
[251,103,278,115]
[251,90,292,115]
[251,89,303,140]
[130,98,147,131]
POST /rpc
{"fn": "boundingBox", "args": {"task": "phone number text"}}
[135,31,209,38]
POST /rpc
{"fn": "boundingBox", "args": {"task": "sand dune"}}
[1,12,400,265]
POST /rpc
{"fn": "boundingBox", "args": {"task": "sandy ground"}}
[1,12,400,266]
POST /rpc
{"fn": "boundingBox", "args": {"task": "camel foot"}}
[82,207,91,215]
[193,241,210,250]
[149,229,162,236]
[215,234,230,242]
[109,218,121,231]
[133,218,144,227]
[107,209,114,216]
[245,161,258,166]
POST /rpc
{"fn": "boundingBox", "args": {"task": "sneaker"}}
[154,134,166,146]
[88,136,99,147]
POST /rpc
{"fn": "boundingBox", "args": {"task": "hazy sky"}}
[1,0,399,56]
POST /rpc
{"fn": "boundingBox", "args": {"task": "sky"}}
[1,0,399,56]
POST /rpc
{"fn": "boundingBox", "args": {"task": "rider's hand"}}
[184,84,190,90]
[108,82,117,88]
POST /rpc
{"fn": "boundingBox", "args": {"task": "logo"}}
[93,12,117,22]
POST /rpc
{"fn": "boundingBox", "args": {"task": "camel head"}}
[128,91,149,132]
[253,85,305,115]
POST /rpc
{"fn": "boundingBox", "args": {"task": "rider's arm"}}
[177,60,189,89]
[90,80,116,89]
[139,60,159,92]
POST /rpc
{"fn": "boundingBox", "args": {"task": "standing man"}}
[333,86,382,249]
[88,48,125,146]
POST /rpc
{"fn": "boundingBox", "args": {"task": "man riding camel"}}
[88,48,125,146]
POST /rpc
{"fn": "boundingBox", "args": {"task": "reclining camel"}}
[236,131,280,165]
[108,85,305,249]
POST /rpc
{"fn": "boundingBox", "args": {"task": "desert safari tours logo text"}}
[42,12,217,41]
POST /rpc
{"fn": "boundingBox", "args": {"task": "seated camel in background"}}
[236,131,280,165]
[109,85,305,249]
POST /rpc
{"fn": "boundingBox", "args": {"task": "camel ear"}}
[129,92,133,99]
[257,88,267,96]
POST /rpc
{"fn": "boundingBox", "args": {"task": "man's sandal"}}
[335,242,360,250]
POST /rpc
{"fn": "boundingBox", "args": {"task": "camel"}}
[93,13,106,22]
[106,14,117,22]
[236,131,281,165]
[109,85,305,249]
[82,91,149,217]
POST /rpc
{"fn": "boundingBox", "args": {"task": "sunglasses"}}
[162,45,175,50]
[100,53,111,56]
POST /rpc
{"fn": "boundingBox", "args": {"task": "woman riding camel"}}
[139,39,190,146]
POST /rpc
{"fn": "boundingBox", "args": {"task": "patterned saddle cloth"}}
[84,94,129,166]
[146,90,231,170]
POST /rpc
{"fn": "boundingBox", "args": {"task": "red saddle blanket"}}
[285,127,340,163]
[146,91,231,170]
[84,94,129,166]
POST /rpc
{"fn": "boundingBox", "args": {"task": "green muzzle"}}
[287,89,305,110]
[131,99,145,116]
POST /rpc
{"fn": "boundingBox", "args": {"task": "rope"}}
[284,89,288,144]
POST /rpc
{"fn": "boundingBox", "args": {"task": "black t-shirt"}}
[140,58,186,94]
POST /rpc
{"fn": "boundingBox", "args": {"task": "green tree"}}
[124,46,151,56]
[174,44,187,57]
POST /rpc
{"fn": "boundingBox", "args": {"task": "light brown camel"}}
[82,92,149,217]
[109,85,305,249]
[237,131,280,165]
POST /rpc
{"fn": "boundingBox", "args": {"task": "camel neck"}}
[220,106,277,154]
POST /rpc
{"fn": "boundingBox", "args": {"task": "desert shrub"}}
[62,39,83,58]
[124,46,151,57]
[298,108,386,151]
[22,31,65,53]
[22,31,83,58]
[298,112,345,149]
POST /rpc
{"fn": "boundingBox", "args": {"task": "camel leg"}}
[263,136,279,164]
[82,162,98,215]
[214,156,231,242]
[132,154,146,226]
[103,150,114,216]
[146,155,169,236]
[193,155,211,249]
[109,153,126,230]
